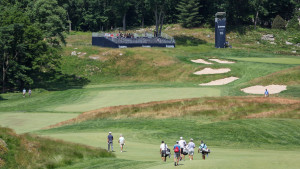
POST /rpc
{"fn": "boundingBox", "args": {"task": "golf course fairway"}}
[42,132,300,169]
[52,87,221,112]
[0,113,79,133]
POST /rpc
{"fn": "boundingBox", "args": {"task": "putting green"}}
[42,132,300,169]
[52,88,221,112]
[229,57,300,65]
[0,113,78,134]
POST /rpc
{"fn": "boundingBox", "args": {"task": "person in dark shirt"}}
[107,132,113,152]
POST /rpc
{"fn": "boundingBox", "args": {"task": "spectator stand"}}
[92,32,176,48]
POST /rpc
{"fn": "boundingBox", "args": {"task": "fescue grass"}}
[44,97,300,125]
[0,127,113,169]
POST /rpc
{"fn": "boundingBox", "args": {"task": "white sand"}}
[191,59,213,64]
[209,59,235,64]
[199,77,239,86]
[241,85,287,94]
[194,68,231,75]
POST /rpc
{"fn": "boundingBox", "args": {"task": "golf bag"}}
[166,148,171,158]
[183,148,188,155]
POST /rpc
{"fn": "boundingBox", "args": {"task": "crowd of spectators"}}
[103,32,175,44]
[104,32,134,38]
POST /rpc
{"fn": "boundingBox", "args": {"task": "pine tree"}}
[272,15,286,29]
[177,0,203,28]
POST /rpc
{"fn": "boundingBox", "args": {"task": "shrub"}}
[292,36,300,44]
[272,15,286,30]
[287,13,300,31]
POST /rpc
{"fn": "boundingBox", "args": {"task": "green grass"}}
[0,113,78,133]
[52,87,220,112]
[0,85,221,113]
[40,118,300,150]
[38,117,300,169]
[40,131,300,169]
[1,28,300,169]
[60,158,154,169]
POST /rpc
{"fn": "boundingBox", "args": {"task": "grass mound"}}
[0,127,113,169]
[46,97,300,129]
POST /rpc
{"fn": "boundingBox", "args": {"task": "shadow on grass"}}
[0,95,6,100]
[32,70,90,91]
[174,35,207,46]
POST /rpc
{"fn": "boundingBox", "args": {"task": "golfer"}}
[173,141,181,166]
[22,88,26,97]
[199,140,207,160]
[178,137,186,161]
[187,138,195,160]
[160,141,168,162]
[264,89,269,97]
[107,132,113,152]
[28,89,32,97]
[118,134,125,152]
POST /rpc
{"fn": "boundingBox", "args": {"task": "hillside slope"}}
[0,127,113,169]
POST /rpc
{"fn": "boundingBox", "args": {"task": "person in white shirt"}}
[178,137,186,161]
[118,134,125,152]
[187,138,195,160]
[22,88,26,97]
[160,141,168,162]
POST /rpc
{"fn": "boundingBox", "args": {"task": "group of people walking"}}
[107,132,209,166]
[22,88,32,97]
[160,137,210,166]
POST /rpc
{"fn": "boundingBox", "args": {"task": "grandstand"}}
[92,32,176,48]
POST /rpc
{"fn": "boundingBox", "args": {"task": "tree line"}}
[57,0,299,31]
[0,0,299,92]
[0,0,69,93]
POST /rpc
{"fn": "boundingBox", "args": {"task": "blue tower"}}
[215,12,226,48]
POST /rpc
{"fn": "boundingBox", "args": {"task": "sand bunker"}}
[209,59,235,64]
[191,59,213,64]
[194,68,231,75]
[199,77,239,86]
[241,85,287,94]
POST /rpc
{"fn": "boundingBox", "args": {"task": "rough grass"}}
[245,66,300,86]
[0,127,114,169]
[45,97,300,130]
